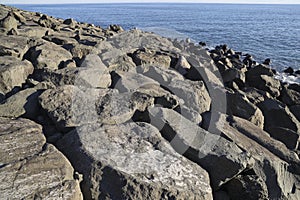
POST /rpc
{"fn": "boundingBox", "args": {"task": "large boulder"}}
[35,67,111,88]
[227,91,264,128]
[0,117,82,200]
[148,107,253,190]
[290,105,300,122]
[168,79,211,114]
[95,90,154,125]
[174,55,191,75]
[257,98,300,139]
[0,56,34,95]
[27,41,73,70]
[39,85,154,130]
[57,122,213,200]
[280,84,300,106]
[214,114,300,199]
[246,65,281,97]
[39,85,108,130]
[0,12,18,30]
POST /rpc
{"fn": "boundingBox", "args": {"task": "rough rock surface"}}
[0,117,82,200]
[0,4,300,200]
[148,107,254,190]
[0,56,34,95]
[57,122,213,200]
[26,41,73,70]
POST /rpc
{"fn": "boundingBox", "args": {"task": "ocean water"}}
[14,3,300,76]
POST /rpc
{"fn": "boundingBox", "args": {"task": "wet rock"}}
[280,84,300,106]
[263,58,271,65]
[199,41,206,46]
[0,56,34,95]
[57,122,213,200]
[0,117,82,200]
[148,107,253,190]
[284,67,294,74]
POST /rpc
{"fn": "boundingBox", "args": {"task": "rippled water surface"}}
[15,3,300,72]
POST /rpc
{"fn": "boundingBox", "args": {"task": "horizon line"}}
[6,2,300,5]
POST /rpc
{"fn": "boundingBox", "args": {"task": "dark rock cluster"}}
[0,4,300,200]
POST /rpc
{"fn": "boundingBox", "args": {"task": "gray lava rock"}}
[0,117,82,200]
[148,107,253,190]
[57,122,213,200]
[0,56,34,95]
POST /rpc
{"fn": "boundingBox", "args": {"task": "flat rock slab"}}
[37,67,111,88]
[0,35,29,58]
[0,56,34,95]
[57,122,212,200]
[0,117,82,200]
[114,71,160,93]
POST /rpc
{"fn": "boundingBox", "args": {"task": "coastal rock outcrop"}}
[0,4,299,200]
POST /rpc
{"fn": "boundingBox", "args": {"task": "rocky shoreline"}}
[0,4,300,200]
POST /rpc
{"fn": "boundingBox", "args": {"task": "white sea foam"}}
[275,73,300,85]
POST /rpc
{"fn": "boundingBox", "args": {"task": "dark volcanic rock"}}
[284,67,294,74]
[246,65,281,97]
[280,84,300,106]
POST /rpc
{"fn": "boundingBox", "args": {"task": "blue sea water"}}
[14,3,300,75]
